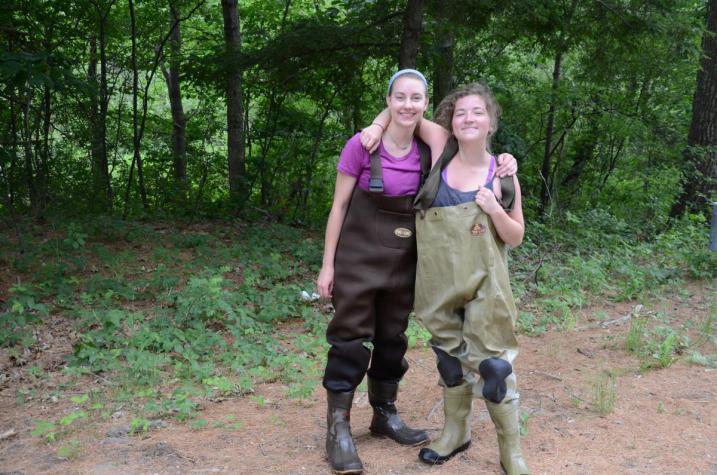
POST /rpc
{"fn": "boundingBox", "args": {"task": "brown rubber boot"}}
[326,390,363,474]
[368,378,429,446]
[418,381,473,464]
[486,399,530,475]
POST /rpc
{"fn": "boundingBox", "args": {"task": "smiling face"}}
[385,76,428,128]
[451,94,493,144]
[434,83,501,149]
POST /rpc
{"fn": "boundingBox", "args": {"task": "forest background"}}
[1,0,717,467]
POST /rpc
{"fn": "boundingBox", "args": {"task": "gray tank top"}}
[432,156,495,208]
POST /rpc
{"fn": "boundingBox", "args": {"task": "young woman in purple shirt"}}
[316,70,517,474]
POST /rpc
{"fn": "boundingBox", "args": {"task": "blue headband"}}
[387,69,428,96]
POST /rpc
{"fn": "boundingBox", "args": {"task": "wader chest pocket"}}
[376,209,415,249]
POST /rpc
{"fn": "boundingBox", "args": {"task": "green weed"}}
[0,284,49,347]
[130,417,151,435]
[57,439,81,460]
[189,418,208,430]
[203,376,238,398]
[625,314,647,354]
[250,395,265,408]
[406,318,431,348]
[688,351,717,368]
[591,372,617,415]
[653,332,678,368]
[519,410,529,436]
[32,419,57,443]
[516,311,549,335]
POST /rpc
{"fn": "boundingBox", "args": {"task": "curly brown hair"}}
[433,82,501,146]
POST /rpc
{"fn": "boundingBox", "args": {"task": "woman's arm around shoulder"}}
[359,109,450,164]
[415,118,450,165]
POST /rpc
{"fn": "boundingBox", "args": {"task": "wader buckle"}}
[369,178,384,193]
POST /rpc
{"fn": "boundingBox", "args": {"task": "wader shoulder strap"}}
[417,138,431,186]
[369,149,383,193]
[414,138,516,214]
[499,175,515,212]
[371,139,431,194]
[414,137,459,215]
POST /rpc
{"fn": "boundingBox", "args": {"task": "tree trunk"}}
[398,0,423,69]
[6,86,18,208]
[221,0,246,207]
[539,49,563,215]
[432,9,453,110]
[21,91,36,212]
[163,1,187,189]
[670,0,717,217]
[38,82,51,216]
[88,34,103,210]
[128,0,149,210]
[97,2,114,211]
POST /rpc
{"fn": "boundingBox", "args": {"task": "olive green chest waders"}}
[413,137,519,399]
[414,139,530,474]
[323,142,431,474]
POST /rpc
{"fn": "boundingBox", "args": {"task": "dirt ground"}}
[1,284,715,475]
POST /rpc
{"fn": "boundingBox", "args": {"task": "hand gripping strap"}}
[413,137,515,214]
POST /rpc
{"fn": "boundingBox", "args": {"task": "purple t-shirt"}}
[337,133,421,196]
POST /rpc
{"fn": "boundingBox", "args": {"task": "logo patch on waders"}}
[470,223,487,236]
[394,227,413,238]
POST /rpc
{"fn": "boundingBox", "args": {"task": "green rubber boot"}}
[418,382,473,464]
[486,399,530,475]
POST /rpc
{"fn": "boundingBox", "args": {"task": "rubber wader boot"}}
[486,400,530,475]
[418,382,473,464]
[326,390,363,474]
[368,378,428,446]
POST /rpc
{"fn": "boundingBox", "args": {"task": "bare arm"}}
[360,109,519,174]
[359,109,389,153]
[317,172,357,299]
[415,118,451,165]
[476,175,524,247]
[360,109,449,164]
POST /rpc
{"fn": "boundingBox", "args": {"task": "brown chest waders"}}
[323,142,430,393]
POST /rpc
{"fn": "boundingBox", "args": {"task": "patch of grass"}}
[516,311,550,335]
[688,351,717,368]
[4,212,713,434]
[591,371,617,415]
[32,419,57,443]
[130,417,151,435]
[625,313,647,354]
[189,417,208,431]
[57,439,81,460]
[519,410,529,436]
[624,308,688,370]
[513,212,714,333]
[406,318,431,348]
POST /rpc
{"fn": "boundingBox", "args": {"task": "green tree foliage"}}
[0,0,713,224]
